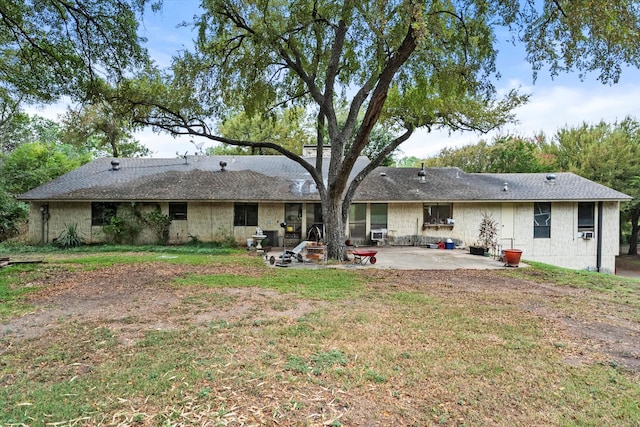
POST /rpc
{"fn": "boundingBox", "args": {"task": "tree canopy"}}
[117,1,640,258]
[60,103,150,158]
[546,118,640,254]
[425,134,555,173]
[208,107,313,155]
[0,0,151,107]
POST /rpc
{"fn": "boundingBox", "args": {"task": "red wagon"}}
[352,249,378,265]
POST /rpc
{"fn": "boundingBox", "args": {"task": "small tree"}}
[477,212,498,253]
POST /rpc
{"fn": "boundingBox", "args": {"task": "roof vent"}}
[111,160,120,171]
[417,163,426,183]
[220,161,227,171]
[546,174,556,184]
[503,182,508,192]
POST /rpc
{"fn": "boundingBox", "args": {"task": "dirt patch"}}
[2,264,639,374]
[0,262,322,344]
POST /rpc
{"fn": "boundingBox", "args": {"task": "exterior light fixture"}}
[418,163,426,183]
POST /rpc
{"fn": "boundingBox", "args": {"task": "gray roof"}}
[355,167,631,202]
[18,156,631,203]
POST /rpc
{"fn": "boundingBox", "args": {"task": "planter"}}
[503,249,523,267]
[469,246,487,256]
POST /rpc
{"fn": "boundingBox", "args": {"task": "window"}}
[169,202,188,220]
[234,203,258,226]
[349,203,366,240]
[370,203,388,230]
[423,203,452,225]
[578,202,595,232]
[91,202,117,226]
[534,202,551,238]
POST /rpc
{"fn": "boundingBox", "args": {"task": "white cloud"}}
[400,79,640,160]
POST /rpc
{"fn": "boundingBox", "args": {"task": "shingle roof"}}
[354,167,631,202]
[18,156,366,202]
[18,156,631,203]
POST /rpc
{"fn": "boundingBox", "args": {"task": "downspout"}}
[597,201,603,272]
[39,205,49,244]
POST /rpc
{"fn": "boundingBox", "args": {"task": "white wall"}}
[386,201,620,272]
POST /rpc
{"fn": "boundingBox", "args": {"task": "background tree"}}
[0,113,62,153]
[1,141,91,195]
[125,1,640,260]
[394,155,421,168]
[543,118,640,254]
[0,133,91,242]
[60,102,150,158]
[207,107,313,155]
[425,134,554,173]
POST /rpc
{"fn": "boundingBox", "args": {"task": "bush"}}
[212,226,237,248]
[145,208,172,245]
[102,205,143,244]
[0,191,28,242]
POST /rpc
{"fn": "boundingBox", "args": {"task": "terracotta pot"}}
[503,249,523,267]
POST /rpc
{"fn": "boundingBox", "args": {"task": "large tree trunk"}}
[323,195,348,261]
[628,207,640,255]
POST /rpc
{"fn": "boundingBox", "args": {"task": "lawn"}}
[1,248,639,426]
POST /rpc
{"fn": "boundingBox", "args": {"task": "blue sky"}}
[33,0,640,160]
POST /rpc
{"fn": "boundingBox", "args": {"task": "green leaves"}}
[521,0,640,84]
[0,0,149,104]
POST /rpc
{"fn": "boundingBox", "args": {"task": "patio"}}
[264,245,518,270]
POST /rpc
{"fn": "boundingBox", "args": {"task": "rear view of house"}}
[18,156,630,273]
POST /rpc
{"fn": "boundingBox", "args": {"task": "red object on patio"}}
[352,250,378,265]
[503,249,523,267]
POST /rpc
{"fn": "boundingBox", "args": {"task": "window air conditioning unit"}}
[582,231,594,240]
[371,229,387,241]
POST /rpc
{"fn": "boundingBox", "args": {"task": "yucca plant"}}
[54,223,84,249]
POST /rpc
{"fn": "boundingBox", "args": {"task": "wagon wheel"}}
[369,256,377,264]
[269,256,276,265]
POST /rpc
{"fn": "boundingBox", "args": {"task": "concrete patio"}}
[264,245,521,270]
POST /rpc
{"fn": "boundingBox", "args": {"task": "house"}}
[18,155,631,273]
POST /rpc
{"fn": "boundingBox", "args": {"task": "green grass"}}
[501,260,640,321]
[0,242,240,255]
[173,268,364,300]
[0,264,55,319]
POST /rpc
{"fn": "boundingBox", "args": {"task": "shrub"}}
[145,208,172,245]
[212,226,237,248]
[102,204,143,244]
[0,191,28,242]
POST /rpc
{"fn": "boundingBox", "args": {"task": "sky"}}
[29,1,640,160]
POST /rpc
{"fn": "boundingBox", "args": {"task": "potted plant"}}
[261,237,272,253]
[470,212,498,255]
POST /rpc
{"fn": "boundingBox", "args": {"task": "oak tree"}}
[126,0,640,260]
